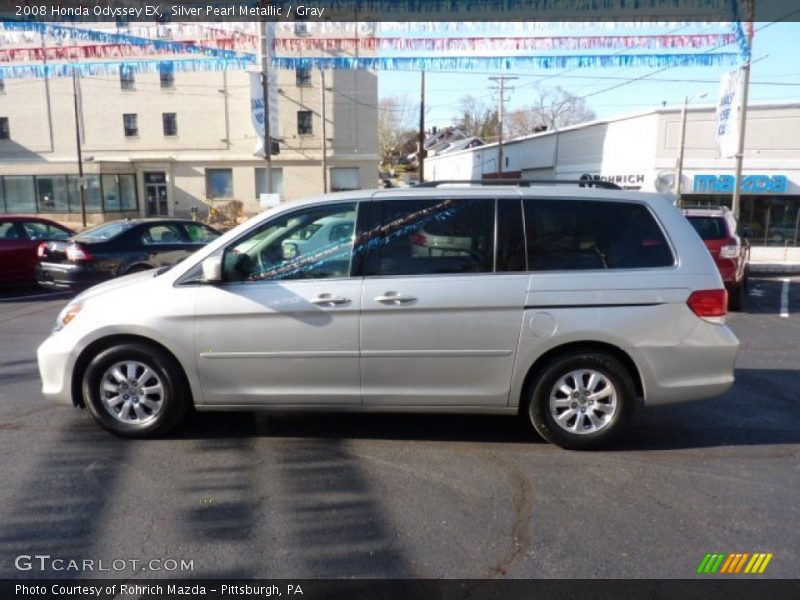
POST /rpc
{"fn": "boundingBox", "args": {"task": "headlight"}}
[54,303,83,332]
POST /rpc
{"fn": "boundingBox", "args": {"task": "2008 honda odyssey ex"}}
[37,180,739,449]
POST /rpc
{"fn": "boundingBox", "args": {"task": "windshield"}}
[74,221,136,242]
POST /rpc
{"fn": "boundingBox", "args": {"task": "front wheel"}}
[82,342,188,437]
[526,351,635,450]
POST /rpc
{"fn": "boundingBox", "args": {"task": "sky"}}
[377,21,800,130]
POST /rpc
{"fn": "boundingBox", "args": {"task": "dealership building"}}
[426,102,800,248]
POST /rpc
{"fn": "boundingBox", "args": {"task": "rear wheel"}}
[526,351,635,450]
[82,342,188,437]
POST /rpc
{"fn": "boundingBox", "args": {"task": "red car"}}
[0,216,74,286]
[683,206,750,311]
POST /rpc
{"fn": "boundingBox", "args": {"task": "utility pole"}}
[320,68,328,193]
[69,26,86,228]
[418,70,425,182]
[71,67,86,228]
[259,18,273,196]
[731,24,754,219]
[675,92,707,199]
[489,76,517,177]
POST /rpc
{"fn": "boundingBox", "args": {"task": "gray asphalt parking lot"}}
[0,277,798,579]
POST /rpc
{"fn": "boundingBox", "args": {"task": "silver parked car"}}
[37,181,739,449]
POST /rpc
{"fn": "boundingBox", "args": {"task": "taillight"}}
[687,289,728,322]
[66,243,93,262]
[37,242,48,258]
[410,232,428,247]
[720,240,741,258]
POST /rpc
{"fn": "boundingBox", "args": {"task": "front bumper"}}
[37,332,78,406]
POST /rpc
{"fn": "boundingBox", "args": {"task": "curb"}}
[749,263,800,276]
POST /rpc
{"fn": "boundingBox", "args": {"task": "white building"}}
[426,102,800,247]
[0,23,378,224]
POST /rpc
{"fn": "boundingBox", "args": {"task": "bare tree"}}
[453,95,499,141]
[507,86,596,138]
[378,96,416,167]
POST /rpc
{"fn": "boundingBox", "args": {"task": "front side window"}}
[297,110,313,135]
[123,113,138,137]
[524,199,674,271]
[205,168,233,199]
[223,202,357,282]
[365,198,495,277]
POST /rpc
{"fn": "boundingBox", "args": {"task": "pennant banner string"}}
[273,33,735,53]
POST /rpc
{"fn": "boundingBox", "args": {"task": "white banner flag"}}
[715,69,742,159]
[249,71,279,158]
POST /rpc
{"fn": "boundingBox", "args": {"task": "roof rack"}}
[680,204,731,212]
[414,179,622,190]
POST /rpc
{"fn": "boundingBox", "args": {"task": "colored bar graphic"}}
[758,553,773,573]
[698,552,772,574]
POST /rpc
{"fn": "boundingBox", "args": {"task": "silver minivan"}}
[37,181,739,449]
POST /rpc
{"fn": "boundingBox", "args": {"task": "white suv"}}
[37,181,739,449]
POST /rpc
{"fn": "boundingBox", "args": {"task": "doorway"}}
[144,171,169,216]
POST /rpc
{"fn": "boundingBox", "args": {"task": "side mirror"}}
[201,255,223,282]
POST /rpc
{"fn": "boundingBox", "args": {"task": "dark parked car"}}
[36,218,221,290]
[1,216,74,286]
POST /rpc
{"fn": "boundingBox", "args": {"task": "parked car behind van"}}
[36,218,221,290]
[37,181,738,449]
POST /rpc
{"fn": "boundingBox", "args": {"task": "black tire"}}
[82,342,189,437]
[728,282,745,311]
[526,351,636,450]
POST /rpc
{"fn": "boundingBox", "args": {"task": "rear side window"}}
[687,216,726,240]
[141,224,184,245]
[523,199,673,271]
[365,198,494,276]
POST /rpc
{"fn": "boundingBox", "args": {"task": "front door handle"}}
[310,294,351,306]
[375,292,417,305]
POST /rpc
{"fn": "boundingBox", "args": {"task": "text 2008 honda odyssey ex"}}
[37,181,739,449]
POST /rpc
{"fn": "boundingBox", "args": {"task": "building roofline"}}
[426,100,800,161]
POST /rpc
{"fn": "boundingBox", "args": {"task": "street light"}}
[674,92,708,200]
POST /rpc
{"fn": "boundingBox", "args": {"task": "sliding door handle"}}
[375,292,417,305]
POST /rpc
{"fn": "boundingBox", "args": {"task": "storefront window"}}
[36,176,69,213]
[3,176,36,213]
[102,174,121,211]
[119,175,137,210]
[84,175,102,213]
[255,167,284,197]
[684,194,800,247]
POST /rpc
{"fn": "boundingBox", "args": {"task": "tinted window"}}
[223,202,357,282]
[22,221,71,241]
[142,224,184,245]
[687,216,726,240]
[524,199,673,271]
[75,221,135,241]
[365,198,494,276]
[497,198,527,272]
[0,222,20,240]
